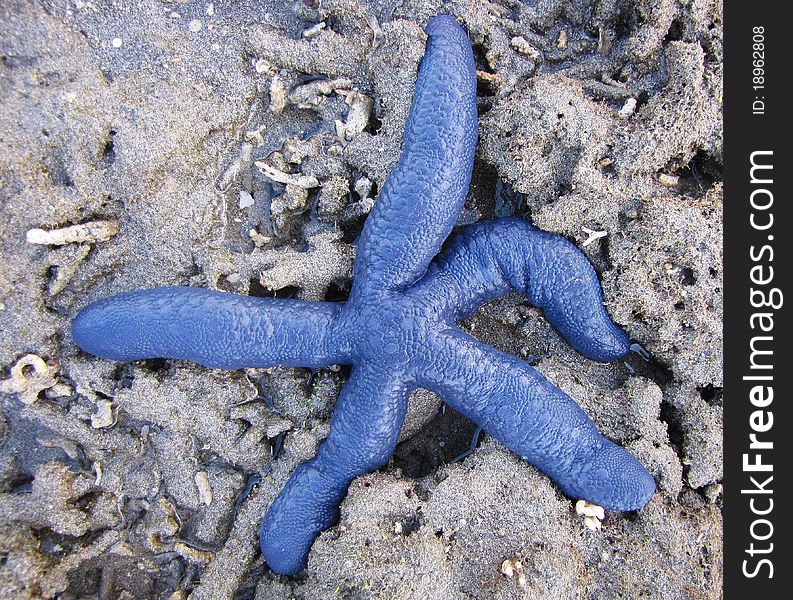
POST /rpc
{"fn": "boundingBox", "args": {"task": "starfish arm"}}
[72,286,347,369]
[417,330,655,511]
[260,364,409,575]
[408,218,630,361]
[350,15,477,298]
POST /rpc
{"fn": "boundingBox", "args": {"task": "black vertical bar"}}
[724,2,790,598]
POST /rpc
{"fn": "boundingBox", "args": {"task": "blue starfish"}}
[72,15,655,576]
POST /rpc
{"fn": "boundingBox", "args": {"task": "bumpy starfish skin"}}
[72,16,655,576]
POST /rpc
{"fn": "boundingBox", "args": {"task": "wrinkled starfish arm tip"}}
[351,16,477,298]
[417,330,654,511]
[410,218,631,362]
[260,365,409,575]
[72,286,346,369]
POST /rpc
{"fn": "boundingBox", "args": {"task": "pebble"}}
[111,37,123,48]
[658,173,680,187]
[189,19,202,33]
[239,190,254,209]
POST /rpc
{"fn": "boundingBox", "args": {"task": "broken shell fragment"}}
[584,515,602,530]
[254,162,319,189]
[0,354,59,405]
[344,92,373,140]
[576,499,605,530]
[195,471,213,506]
[268,73,288,114]
[501,558,527,587]
[90,398,114,429]
[510,36,541,61]
[26,220,119,246]
[557,29,568,50]
[287,77,352,108]
[618,97,638,119]
[302,21,326,39]
[575,499,605,519]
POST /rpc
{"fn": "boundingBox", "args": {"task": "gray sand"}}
[0,0,722,598]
